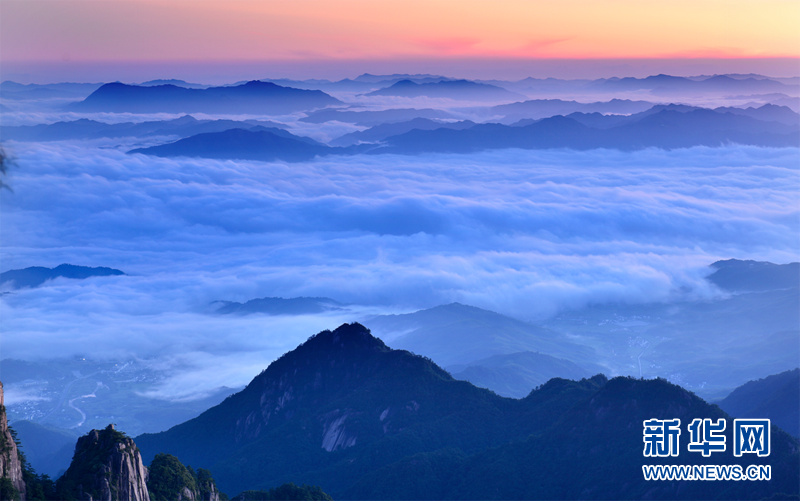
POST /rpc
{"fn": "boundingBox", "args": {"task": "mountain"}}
[8,420,78,478]
[129,128,337,163]
[138,80,208,89]
[491,98,654,122]
[0,81,103,100]
[134,324,798,499]
[364,80,525,102]
[135,323,604,495]
[374,108,800,154]
[718,368,800,437]
[329,119,476,147]
[299,108,455,126]
[706,258,800,292]
[354,74,451,84]
[0,264,125,290]
[124,106,799,162]
[343,376,799,500]
[367,303,598,367]
[1,382,27,501]
[0,116,288,142]
[67,81,341,114]
[213,297,345,316]
[447,351,600,398]
[713,104,800,126]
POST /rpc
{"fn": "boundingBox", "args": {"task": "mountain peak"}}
[297,322,389,356]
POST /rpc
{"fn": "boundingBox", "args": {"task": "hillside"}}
[718,368,800,437]
[135,323,799,499]
[707,259,800,292]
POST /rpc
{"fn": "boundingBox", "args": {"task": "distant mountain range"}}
[129,104,799,162]
[492,98,655,122]
[0,115,287,142]
[718,368,799,438]
[594,74,792,95]
[368,303,598,368]
[138,79,209,89]
[373,107,799,154]
[329,118,476,147]
[0,264,125,289]
[213,296,345,315]
[364,79,526,101]
[67,81,342,114]
[134,323,800,499]
[0,81,103,100]
[129,128,345,162]
[299,108,456,126]
[446,351,597,399]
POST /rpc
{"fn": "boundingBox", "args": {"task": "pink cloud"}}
[413,37,482,55]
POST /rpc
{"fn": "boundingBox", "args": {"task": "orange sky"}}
[2,0,799,62]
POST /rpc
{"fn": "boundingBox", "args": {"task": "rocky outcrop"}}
[57,424,149,501]
[147,454,220,501]
[0,381,26,501]
[194,469,220,501]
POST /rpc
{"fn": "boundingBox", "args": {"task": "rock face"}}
[0,382,26,501]
[57,424,149,501]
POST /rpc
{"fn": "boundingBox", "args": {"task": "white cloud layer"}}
[1,141,798,398]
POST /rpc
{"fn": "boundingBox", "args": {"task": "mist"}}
[2,140,798,398]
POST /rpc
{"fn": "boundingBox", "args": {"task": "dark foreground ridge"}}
[135,323,800,499]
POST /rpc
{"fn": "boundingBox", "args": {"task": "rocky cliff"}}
[0,381,26,501]
[57,424,149,501]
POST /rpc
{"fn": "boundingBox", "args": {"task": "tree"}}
[0,146,13,191]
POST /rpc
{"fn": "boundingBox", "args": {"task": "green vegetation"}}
[0,146,12,191]
[148,453,224,501]
[4,421,58,501]
[233,483,332,501]
[148,454,198,501]
[0,478,21,501]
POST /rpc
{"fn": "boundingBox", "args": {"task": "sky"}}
[1,0,799,82]
[0,0,798,401]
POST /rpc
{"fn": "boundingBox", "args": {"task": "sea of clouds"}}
[1,140,798,399]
